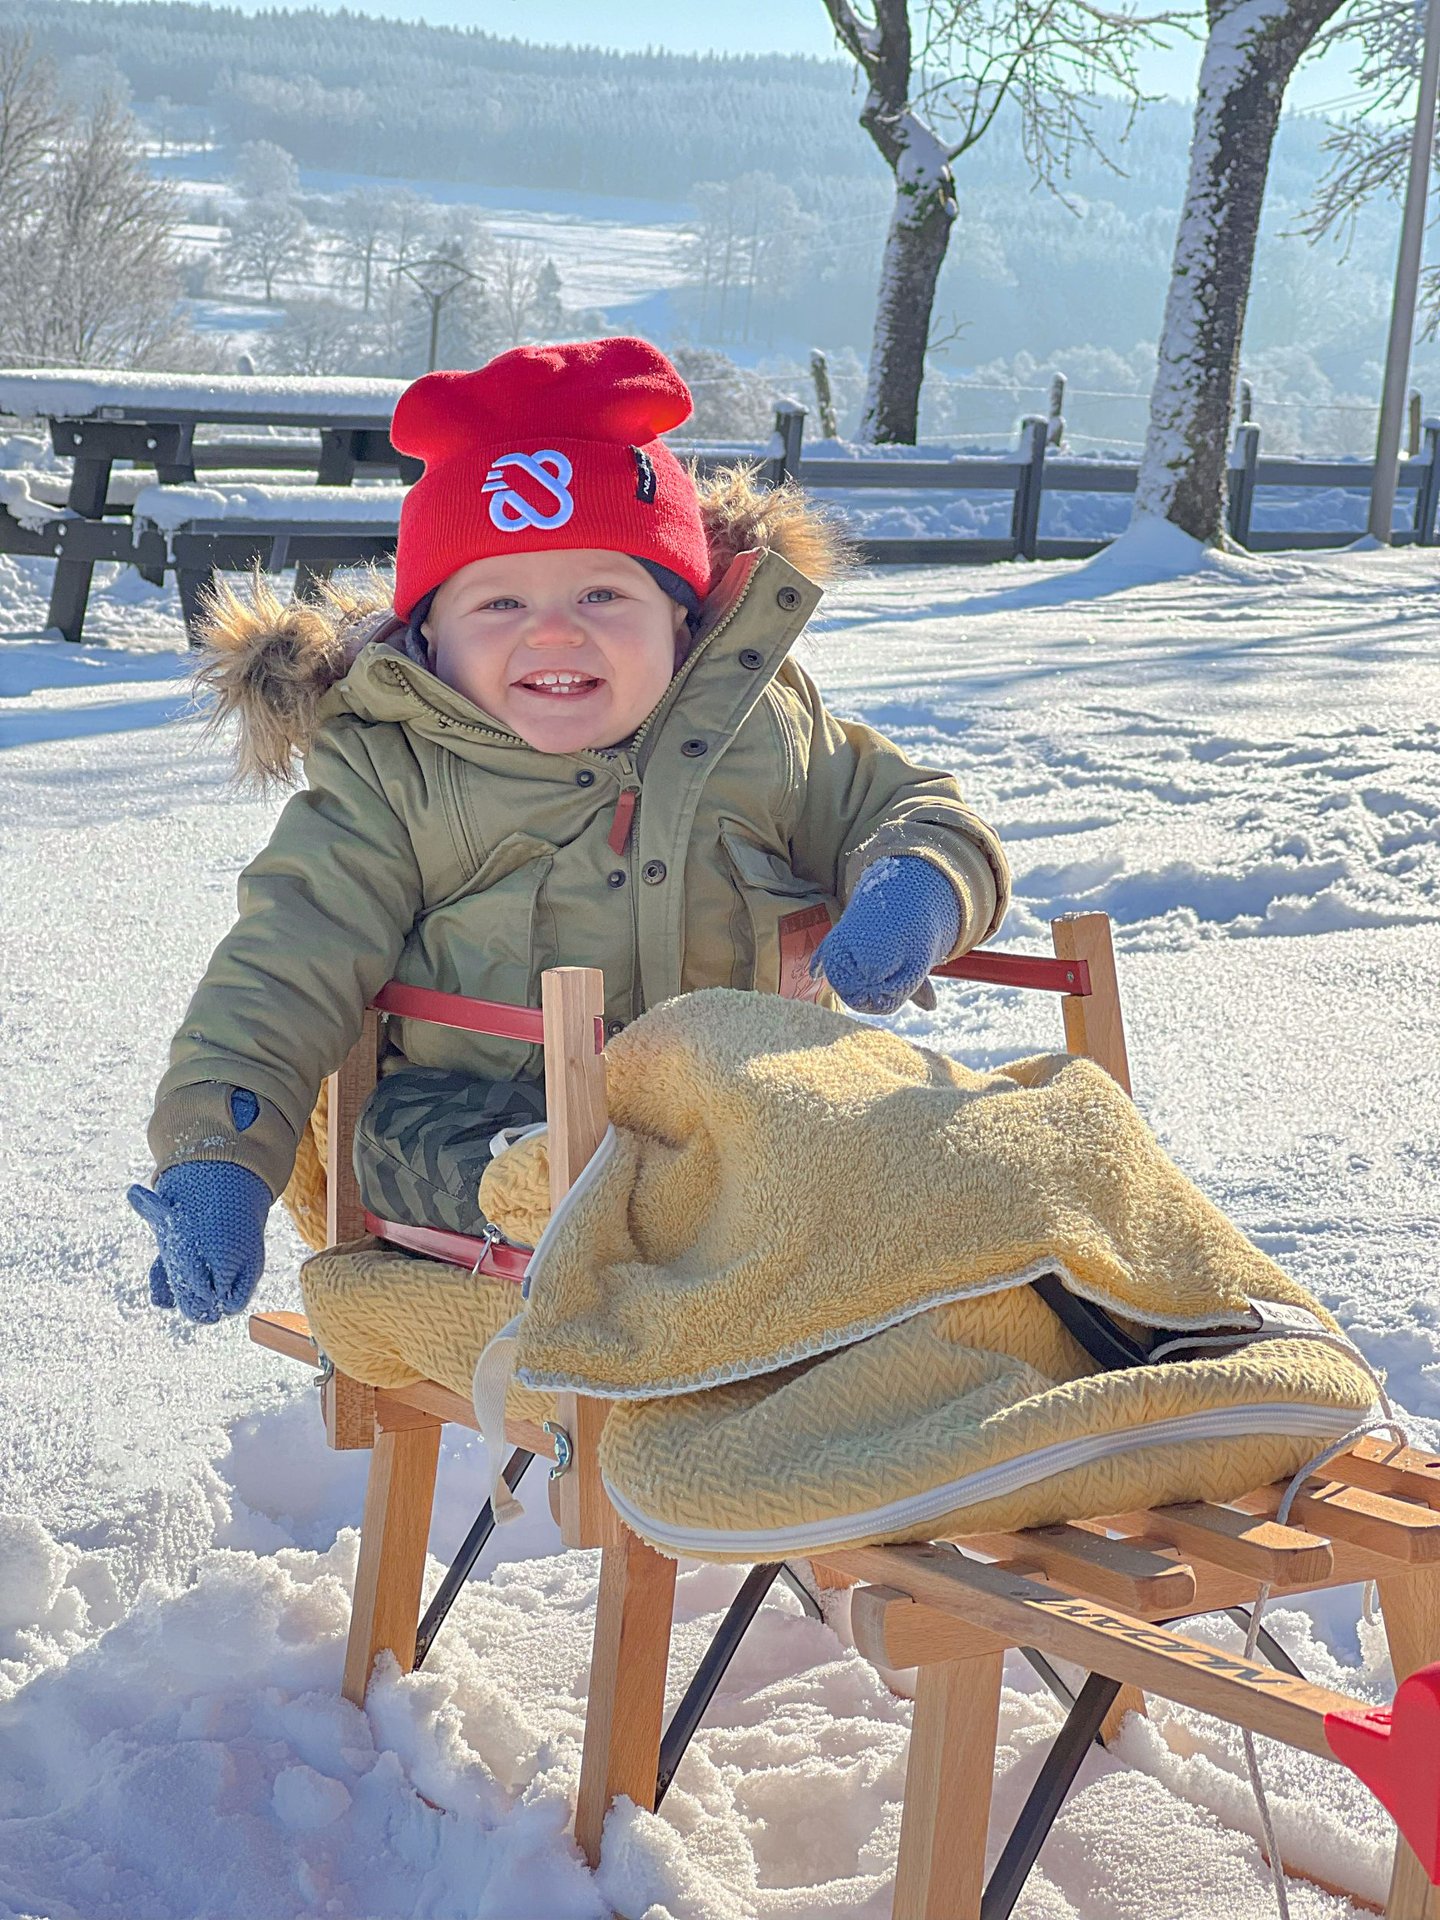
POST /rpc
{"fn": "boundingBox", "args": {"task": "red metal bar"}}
[370,980,546,1045]
[369,981,605,1053]
[362,1211,529,1282]
[933,951,1092,996]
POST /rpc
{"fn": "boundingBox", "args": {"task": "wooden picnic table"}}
[0,369,417,641]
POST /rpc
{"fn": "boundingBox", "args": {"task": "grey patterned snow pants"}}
[353,1066,547,1236]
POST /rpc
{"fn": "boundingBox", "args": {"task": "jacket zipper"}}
[614,564,767,1026]
[623,776,642,1022]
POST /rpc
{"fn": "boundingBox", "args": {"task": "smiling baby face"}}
[421,548,689,753]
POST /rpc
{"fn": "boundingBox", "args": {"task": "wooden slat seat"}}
[1104,1500,1336,1587]
[1324,1435,1440,1508]
[959,1522,1198,1613]
[1240,1475,1440,1565]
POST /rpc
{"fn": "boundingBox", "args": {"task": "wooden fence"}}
[756,408,1440,563]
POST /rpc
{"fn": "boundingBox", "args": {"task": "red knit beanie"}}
[389,336,711,621]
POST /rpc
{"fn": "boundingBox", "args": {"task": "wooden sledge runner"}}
[249,914,1440,1917]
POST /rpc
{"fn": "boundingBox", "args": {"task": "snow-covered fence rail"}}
[5,372,1440,644]
[782,405,1440,564]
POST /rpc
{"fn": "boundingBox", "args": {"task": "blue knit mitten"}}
[128,1091,270,1323]
[812,856,961,1016]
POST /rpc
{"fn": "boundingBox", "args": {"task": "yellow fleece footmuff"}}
[300,1238,552,1430]
[480,990,1378,1559]
[496,990,1341,1395]
[281,1079,330,1252]
[597,1314,1377,1561]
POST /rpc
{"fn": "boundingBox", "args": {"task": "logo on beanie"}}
[482,450,574,531]
[632,446,657,504]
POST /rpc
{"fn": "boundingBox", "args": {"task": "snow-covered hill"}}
[1,538,1437,1918]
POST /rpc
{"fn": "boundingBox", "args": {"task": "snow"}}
[0,370,406,426]
[3,539,1440,1918]
[132,483,409,533]
[0,473,64,532]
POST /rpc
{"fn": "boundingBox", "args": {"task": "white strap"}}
[472,1314,526,1525]
[488,1121,548,1161]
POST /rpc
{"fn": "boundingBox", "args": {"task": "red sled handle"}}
[1326,1663,1440,1884]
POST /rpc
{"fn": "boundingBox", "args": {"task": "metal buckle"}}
[469,1221,503,1277]
[542,1420,573,1479]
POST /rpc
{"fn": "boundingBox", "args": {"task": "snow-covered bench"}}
[130,483,407,633]
[0,368,417,641]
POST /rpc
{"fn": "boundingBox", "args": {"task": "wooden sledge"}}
[249,914,1440,1916]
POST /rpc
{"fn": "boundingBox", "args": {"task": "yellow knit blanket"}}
[477,990,1377,1560]
[488,990,1338,1396]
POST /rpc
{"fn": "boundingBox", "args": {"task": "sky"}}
[189,0,1370,117]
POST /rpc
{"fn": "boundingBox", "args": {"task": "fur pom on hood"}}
[195,465,854,792]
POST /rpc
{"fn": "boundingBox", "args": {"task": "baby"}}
[130,336,1009,1322]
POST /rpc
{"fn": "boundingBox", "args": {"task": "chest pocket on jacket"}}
[720,828,836,1001]
[395,831,556,1076]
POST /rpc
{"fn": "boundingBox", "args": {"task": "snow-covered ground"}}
[1,534,1437,1919]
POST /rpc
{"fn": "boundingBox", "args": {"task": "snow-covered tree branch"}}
[821,0,1181,443]
[1299,0,1440,333]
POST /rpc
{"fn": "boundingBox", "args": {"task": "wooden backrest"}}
[1050,910,1130,1092]
[322,968,609,1248]
[933,910,1130,1090]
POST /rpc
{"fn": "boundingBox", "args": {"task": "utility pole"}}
[390,254,486,372]
[1369,0,1440,542]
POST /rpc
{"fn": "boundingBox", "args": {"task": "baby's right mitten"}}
[128,1089,272,1324]
[129,1161,271,1323]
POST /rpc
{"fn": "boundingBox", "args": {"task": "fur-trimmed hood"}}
[195,466,854,791]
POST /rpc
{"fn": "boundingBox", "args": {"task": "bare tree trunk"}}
[824,0,961,445]
[861,151,956,442]
[1135,0,1345,541]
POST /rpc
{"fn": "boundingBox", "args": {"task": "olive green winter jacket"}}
[148,481,1010,1199]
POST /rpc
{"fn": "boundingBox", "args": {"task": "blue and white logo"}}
[482,450,575,531]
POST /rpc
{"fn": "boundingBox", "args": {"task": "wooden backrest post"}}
[321,1007,381,1449]
[1051,912,1131,1094]
[540,967,618,1550]
[326,1007,381,1243]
